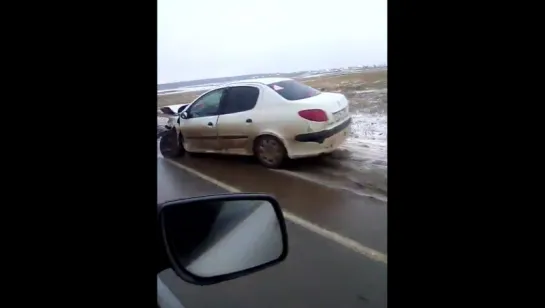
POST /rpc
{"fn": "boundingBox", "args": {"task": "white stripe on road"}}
[271,168,388,202]
[164,159,387,264]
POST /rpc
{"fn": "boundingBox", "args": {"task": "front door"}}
[180,88,227,152]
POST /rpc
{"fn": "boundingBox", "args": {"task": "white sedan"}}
[159,77,351,168]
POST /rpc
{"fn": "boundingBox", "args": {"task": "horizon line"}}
[158,64,388,86]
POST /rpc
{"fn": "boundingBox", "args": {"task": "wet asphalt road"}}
[162,153,387,253]
[157,156,387,308]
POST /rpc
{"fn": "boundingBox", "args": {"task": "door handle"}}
[246,119,252,123]
[207,122,213,126]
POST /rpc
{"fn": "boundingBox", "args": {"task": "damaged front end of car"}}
[157,104,189,139]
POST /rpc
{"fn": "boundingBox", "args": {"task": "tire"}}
[254,135,287,169]
[159,130,184,158]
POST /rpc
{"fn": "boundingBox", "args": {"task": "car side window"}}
[220,86,259,115]
[188,89,226,118]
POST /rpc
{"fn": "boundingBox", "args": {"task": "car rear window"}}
[268,80,321,101]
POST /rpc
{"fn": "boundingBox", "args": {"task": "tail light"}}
[298,109,328,122]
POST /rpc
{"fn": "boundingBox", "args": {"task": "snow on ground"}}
[273,87,387,201]
[299,72,336,79]
[339,113,387,172]
[330,88,387,197]
[325,112,387,199]
[158,84,218,96]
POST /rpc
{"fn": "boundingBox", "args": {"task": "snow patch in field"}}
[158,84,218,96]
[349,112,386,143]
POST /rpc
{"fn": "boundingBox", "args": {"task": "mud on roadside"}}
[279,85,387,201]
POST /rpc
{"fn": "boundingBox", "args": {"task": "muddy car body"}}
[159,77,352,168]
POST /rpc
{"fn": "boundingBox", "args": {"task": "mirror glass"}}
[163,199,283,278]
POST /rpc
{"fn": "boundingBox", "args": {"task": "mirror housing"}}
[177,105,188,114]
[157,193,288,285]
[180,111,189,119]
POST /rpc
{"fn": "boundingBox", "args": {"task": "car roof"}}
[223,77,292,87]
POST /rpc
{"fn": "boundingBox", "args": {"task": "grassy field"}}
[157,69,387,108]
[303,70,387,92]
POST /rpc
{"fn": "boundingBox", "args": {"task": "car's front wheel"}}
[159,130,184,158]
[254,135,287,169]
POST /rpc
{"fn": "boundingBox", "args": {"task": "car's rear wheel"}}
[159,130,184,158]
[254,135,287,169]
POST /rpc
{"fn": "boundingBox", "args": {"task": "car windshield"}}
[268,80,321,101]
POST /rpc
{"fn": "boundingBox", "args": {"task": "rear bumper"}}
[294,117,352,144]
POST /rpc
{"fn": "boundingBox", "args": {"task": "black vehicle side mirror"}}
[157,193,288,285]
[177,105,188,114]
[180,111,189,119]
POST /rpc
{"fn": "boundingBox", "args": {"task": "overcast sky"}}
[158,0,387,84]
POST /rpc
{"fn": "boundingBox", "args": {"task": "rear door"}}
[216,86,260,154]
[180,88,227,152]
